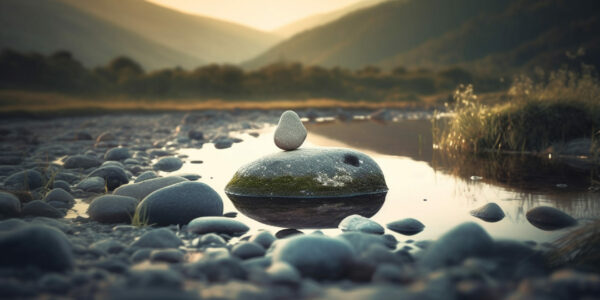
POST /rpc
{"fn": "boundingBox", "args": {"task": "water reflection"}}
[226,192,386,228]
[176,119,600,242]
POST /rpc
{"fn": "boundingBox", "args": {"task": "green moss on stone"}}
[225,172,387,197]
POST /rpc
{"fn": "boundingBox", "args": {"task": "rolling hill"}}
[246,0,600,72]
[273,0,390,38]
[0,0,280,70]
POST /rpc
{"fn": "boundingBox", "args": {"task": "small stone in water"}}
[386,218,425,235]
[470,202,505,222]
[274,110,307,151]
[526,206,577,230]
[338,214,384,234]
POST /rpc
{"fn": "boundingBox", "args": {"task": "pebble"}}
[104,147,131,161]
[21,200,64,218]
[137,182,223,226]
[43,188,74,205]
[87,166,129,190]
[338,232,395,255]
[338,214,385,234]
[90,239,127,254]
[249,231,276,249]
[0,225,73,271]
[153,157,183,172]
[150,249,185,263]
[386,218,425,235]
[87,195,138,224]
[3,169,44,190]
[75,176,106,193]
[420,222,493,269]
[130,228,183,249]
[276,228,304,239]
[187,216,249,236]
[231,242,266,259]
[266,262,301,284]
[274,110,307,151]
[52,180,71,192]
[470,202,505,222]
[194,233,226,247]
[114,176,188,200]
[134,171,159,183]
[63,155,102,169]
[272,235,355,280]
[526,206,577,230]
[0,191,21,218]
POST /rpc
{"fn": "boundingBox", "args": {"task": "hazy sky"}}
[147,0,364,31]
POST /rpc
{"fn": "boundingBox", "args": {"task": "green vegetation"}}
[435,67,600,155]
[131,204,152,227]
[0,49,501,103]
[225,173,388,197]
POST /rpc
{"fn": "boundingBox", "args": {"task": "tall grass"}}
[435,67,600,154]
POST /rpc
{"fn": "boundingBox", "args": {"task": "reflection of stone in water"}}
[226,192,386,228]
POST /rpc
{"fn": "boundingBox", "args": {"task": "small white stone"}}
[274,110,307,151]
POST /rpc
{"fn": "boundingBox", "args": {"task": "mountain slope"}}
[0,0,202,70]
[61,0,281,64]
[273,0,389,38]
[245,0,510,69]
[246,0,600,72]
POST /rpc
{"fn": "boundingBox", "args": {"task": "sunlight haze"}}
[146,0,364,31]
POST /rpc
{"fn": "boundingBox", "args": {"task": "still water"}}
[177,119,600,243]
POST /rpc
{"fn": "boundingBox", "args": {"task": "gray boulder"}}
[420,222,494,269]
[87,166,129,190]
[88,195,138,224]
[470,202,505,222]
[114,176,188,201]
[153,157,183,172]
[225,148,387,197]
[63,155,102,169]
[272,235,355,280]
[0,225,73,271]
[136,181,223,226]
[187,216,249,236]
[0,191,20,218]
[3,169,44,191]
[526,206,577,230]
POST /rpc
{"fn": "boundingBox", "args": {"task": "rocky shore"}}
[0,109,598,300]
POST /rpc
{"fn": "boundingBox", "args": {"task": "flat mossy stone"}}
[225,148,387,197]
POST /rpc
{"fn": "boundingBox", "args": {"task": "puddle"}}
[171,120,599,242]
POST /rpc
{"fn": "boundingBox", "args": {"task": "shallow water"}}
[176,119,599,243]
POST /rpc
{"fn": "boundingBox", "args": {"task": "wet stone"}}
[386,218,425,235]
[22,200,64,218]
[338,214,384,234]
[0,191,20,218]
[137,181,223,226]
[231,241,266,259]
[526,206,577,230]
[87,166,129,190]
[470,202,505,222]
[130,228,183,249]
[75,176,106,193]
[153,157,183,172]
[114,176,188,201]
[3,169,44,191]
[88,195,138,224]
[104,147,131,161]
[63,155,102,169]
[187,216,249,236]
[150,249,185,263]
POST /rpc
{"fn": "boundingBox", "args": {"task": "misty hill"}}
[0,0,280,70]
[273,0,389,38]
[246,0,600,72]
[62,0,280,64]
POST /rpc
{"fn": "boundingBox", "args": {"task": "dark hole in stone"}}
[343,154,360,167]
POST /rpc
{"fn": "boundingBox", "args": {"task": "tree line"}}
[0,49,506,102]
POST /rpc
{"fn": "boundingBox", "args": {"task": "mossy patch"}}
[225,172,387,197]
